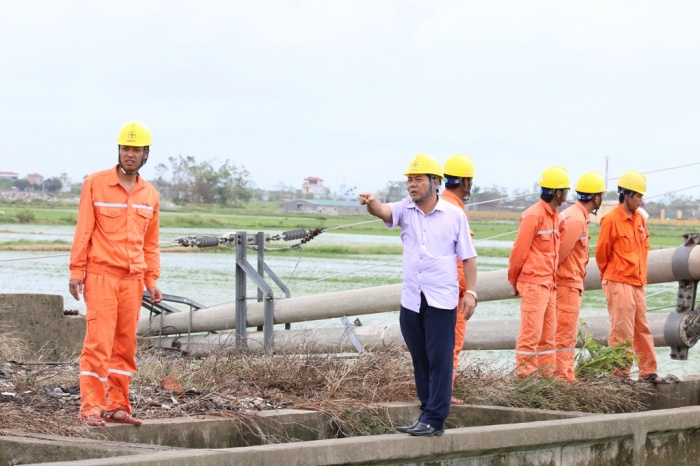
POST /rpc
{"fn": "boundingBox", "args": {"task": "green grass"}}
[1,201,697,252]
[0,239,71,251]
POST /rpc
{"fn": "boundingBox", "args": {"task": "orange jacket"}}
[556,202,590,290]
[508,200,560,286]
[441,190,468,295]
[595,203,649,286]
[70,165,161,288]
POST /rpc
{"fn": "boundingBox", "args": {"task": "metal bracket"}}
[169,230,293,350]
[664,233,700,360]
[341,316,364,353]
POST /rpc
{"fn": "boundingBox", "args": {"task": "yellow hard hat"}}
[117,121,152,147]
[404,153,443,179]
[575,171,606,194]
[443,154,475,179]
[618,170,646,195]
[538,166,570,190]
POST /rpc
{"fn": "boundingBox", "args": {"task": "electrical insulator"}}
[281,229,307,241]
[195,236,221,248]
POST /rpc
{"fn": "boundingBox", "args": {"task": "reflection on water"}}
[1,225,698,376]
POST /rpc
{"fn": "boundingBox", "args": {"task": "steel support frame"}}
[234,231,291,349]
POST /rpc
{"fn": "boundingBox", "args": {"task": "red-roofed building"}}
[301,176,329,199]
[27,173,44,185]
[0,171,19,180]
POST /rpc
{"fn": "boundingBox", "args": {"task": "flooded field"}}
[1,225,698,376]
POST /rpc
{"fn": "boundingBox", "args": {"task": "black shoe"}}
[407,422,445,437]
[395,420,420,433]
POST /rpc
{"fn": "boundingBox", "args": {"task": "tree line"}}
[153,155,252,207]
[3,155,699,216]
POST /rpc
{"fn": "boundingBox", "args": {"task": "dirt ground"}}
[0,359,301,438]
[0,337,653,440]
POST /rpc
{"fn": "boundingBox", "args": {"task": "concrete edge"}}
[29,405,700,466]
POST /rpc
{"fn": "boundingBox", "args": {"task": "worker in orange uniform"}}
[441,154,477,404]
[69,121,163,427]
[554,171,606,383]
[508,166,570,379]
[594,171,669,384]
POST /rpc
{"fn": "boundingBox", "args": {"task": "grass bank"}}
[1,202,698,252]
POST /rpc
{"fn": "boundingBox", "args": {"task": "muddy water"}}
[1,225,699,376]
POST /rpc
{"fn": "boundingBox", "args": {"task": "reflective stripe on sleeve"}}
[94,202,127,208]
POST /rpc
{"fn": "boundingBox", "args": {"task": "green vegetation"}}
[0,239,70,251]
[574,321,638,379]
[15,209,36,223]
[1,201,698,253]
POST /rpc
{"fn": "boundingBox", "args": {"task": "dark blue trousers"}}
[399,293,457,428]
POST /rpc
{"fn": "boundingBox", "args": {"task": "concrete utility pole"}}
[139,246,700,354]
[148,314,671,355]
[605,155,609,191]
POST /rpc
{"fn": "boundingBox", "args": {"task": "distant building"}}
[0,171,19,180]
[301,176,329,199]
[27,173,44,185]
[281,199,366,215]
[59,172,72,193]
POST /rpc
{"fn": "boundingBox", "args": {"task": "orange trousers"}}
[602,280,657,378]
[515,282,556,379]
[555,286,582,382]
[79,273,143,418]
[452,292,466,385]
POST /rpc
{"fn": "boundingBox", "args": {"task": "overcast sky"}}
[1,1,699,202]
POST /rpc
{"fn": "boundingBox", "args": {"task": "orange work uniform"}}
[441,190,468,385]
[508,200,560,378]
[554,202,590,382]
[70,165,160,419]
[594,203,656,378]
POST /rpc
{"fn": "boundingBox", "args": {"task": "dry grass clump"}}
[0,324,29,362]
[130,344,416,437]
[1,335,654,441]
[453,354,652,414]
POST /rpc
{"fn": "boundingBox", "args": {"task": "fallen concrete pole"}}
[139,246,698,337]
[149,313,669,355]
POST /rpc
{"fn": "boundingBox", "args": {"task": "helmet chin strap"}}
[462,178,472,202]
[119,165,140,176]
[554,189,565,207]
[117,147,149,176]
[415,176,438,204]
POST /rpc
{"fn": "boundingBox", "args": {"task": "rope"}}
[281,229,518,291]
[0,253,68,262]
[644,184,700,201]
[646,286,678,298]
[0,238,187,262]
[322,219,383,231]
[286,259,402,290]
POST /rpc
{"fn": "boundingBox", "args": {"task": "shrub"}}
[16,209,36,224]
